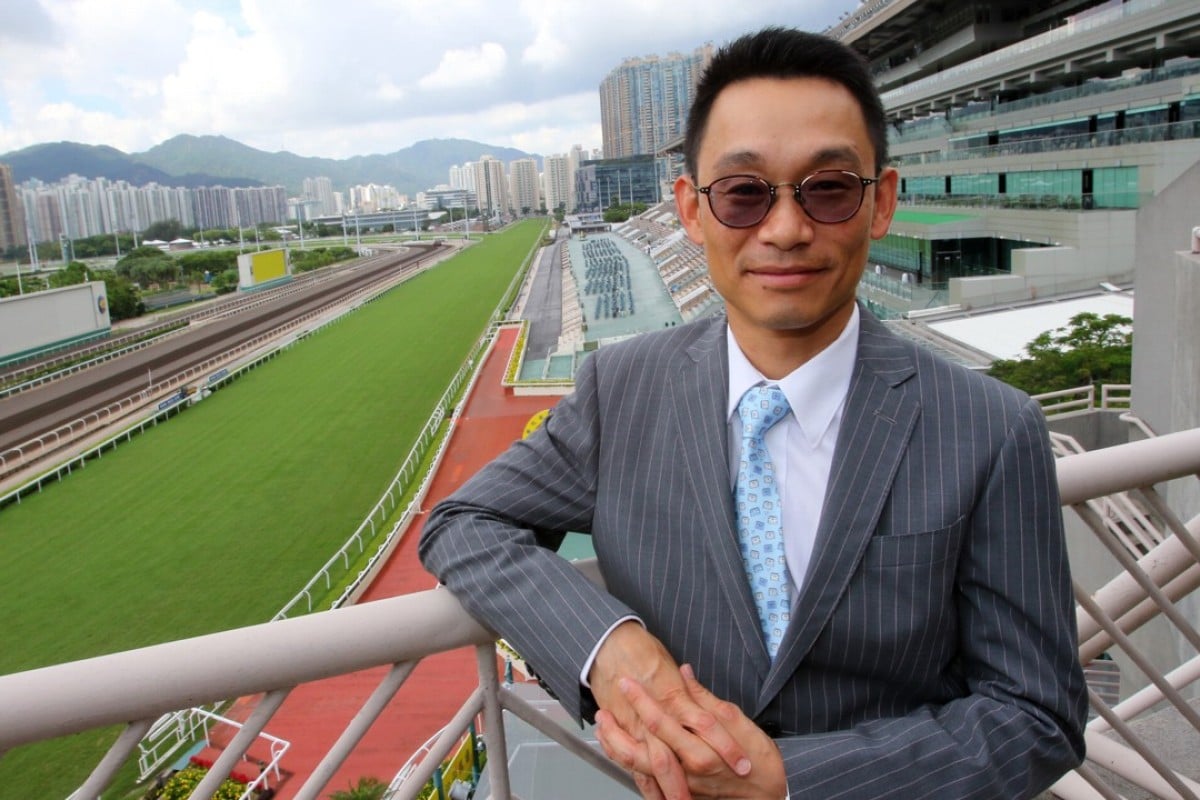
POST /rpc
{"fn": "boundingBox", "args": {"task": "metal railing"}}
[1,426,1198,799]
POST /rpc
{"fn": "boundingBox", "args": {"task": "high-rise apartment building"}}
[472,156,508,218]
[449,163,476,194]
[508,158,540,215]
[302,176,338,216]
[1,163,29,252]
[599,44,713,159]
[543,154,572,213]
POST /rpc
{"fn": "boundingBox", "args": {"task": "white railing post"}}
[477,643,512,800]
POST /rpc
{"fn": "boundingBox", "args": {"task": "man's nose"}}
[757,187,815,246]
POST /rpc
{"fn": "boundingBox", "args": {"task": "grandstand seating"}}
[613,201,720,321]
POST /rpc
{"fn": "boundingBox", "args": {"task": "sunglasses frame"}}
[694,170,879,228]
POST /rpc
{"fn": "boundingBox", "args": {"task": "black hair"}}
[684,27,888,177]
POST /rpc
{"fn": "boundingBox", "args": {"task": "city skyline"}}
[0,1,860,161]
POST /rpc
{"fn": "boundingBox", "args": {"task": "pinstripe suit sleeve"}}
[774,393,1087,799]
[418,348,632,719]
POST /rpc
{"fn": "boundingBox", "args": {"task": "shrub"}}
[149,766,248,800]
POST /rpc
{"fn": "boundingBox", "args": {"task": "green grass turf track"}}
[0,219,546,800]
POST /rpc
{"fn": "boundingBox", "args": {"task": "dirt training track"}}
[0,245,443,472]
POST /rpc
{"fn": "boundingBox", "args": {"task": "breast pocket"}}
[862,519,964,568]
[817,520,967,685]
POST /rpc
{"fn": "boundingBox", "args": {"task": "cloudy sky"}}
[0,0,861,160]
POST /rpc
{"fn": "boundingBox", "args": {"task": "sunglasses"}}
[694,170,879,228]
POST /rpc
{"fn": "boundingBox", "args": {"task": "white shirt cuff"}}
[579,615,643,687]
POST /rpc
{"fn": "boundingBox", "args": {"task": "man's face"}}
[675,77,897,363]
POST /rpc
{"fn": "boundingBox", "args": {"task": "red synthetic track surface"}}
[232,325,564,797]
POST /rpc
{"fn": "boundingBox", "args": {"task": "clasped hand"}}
[589,622,787,800]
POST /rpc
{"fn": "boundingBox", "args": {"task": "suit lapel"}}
[760,312,920,705]
[670,318,773,673]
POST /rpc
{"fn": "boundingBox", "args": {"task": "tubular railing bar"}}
[1072,502,1200,657]
[1057,428,1200,506]
[1099,490,1162,552]
[1136,486,1200,564]
[1073,583,1200,734]
[499,683,639,794]
[478,643,513,800]
[73,717,155,800]
[189,688,290,800]
[390,688,486,800]
[1089,653,1200,733]
[1078,550,1200,663]
[1083,688,1200,800]
[0,586,493,750]
[292,660,419,800]
[1080,515,1200,662]
[1120,411,1159,441]
[1078,762,1132,800]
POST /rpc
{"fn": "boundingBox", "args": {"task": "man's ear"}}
[674,175,705,245]
[870,167,899,241]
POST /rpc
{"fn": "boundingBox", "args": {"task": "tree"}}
[211,269,240,294]
[987,312,1132,395]
[143,219,184,242]
[99,273,144,320]
[47,260,90,288]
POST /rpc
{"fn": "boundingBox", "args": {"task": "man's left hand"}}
[596,664,788,800]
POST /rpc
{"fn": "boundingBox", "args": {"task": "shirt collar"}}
[726,305,860,446]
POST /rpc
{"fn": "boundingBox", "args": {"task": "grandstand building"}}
[573,156,660,212]
[827,0,1200,320]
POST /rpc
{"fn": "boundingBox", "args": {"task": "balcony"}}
[1,418,1199,799]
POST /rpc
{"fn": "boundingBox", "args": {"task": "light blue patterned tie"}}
[735,385,791,658]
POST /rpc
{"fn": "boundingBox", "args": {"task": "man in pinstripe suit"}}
[420,27,1087,800]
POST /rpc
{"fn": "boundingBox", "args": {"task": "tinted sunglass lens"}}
[801,172,862,223]
[711,178,771,227]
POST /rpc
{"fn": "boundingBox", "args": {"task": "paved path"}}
[522,240,564,361]
[242,325,564,798]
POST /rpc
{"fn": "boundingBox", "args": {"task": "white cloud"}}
[0,0,864,160]
[418,43,508,91]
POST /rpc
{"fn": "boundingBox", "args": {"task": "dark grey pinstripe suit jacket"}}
[420,308,1087,799]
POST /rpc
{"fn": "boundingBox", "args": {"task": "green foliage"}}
[143,219,184,242]
[116,247,180,289]
[327,776,387,800]
[100,273,146,320]
[46,261,91,288]
[212,268,240,294]
[177,249,238,278]
[290,246,358,273]
[602,202,648,223]
[987,312,1133,395]
[148,766,246,800]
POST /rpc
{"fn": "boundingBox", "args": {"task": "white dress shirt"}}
[582,307,858,684]
[726,306,858,599]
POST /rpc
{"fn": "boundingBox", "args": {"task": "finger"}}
[624,675,751,778]
[646,733,693,800]
[598,713,687,800]
[596,710,650,772]
[634,771,667,800]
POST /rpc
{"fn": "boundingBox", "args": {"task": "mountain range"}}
[0,135,540,197]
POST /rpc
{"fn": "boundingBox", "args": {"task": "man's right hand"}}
[589,622,752,798]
